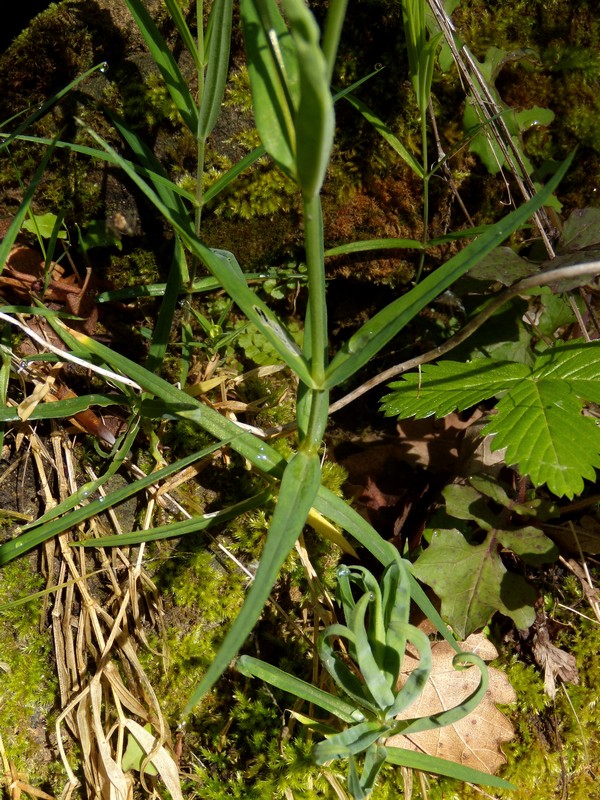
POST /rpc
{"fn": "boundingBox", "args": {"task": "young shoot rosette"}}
[238,551,516,798]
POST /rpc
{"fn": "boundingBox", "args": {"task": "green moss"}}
[0,558,57,779]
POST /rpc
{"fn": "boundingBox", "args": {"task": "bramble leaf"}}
[483,377,600,498]
[412,528,536,638]
[382,341,600,498]
[381,360,530,419]
[533,340,600,403]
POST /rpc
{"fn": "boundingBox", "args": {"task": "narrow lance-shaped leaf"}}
[282,0,335,197]
[79,125,316,387]
[122,0,199,133]
[241,0,299,179]
[343,90,424,178]
[236,655,361,724]
[163,0,201,71]
[183,449,322,712]
[384,747,516,789]
[198,0,233,140]
[351,593,396,711]
[394,652,488,735]
[312,721,385,764]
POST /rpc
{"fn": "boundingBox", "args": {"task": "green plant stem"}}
[322,0,349,83]
[194,0,205,242]
[416,111,429,282]
[299,192,330,452]
[303,194,328,386]
[195,136,206,237]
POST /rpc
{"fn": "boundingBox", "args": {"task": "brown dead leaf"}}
[386,634,516,775]
[1,245,99,334]
[532,610,580,699]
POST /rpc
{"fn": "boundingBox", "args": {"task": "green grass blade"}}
[146,236,187,373]
[108,112,190,219]
[203,144,267,204]
[183,449,322,712]
[0,133,197,204]
[322,0,349,83]
[312,488,397,567]
[163,0,201,71]
[324,237,424,257]
[122,0,199,134]
[79,125,316,386]
[343,91,424,178]
[384,747,516,789]
[0,341,10,454]
[198,0,233,140]
[0,63,107,155]
[236,655,360,723]
[0,394,119,422]
[77,490,271,547]
[324,151,575,389]
[0,441,228,564]
[49,320,290,474]
[96,272,277,303]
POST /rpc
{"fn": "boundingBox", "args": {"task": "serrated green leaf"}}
[381,360,530,419]
[533,341,600,404]
[483,377,600,498]
[413,528,536,637]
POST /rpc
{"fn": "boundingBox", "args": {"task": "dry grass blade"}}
[19,427,182,799]
[123,720,183,800]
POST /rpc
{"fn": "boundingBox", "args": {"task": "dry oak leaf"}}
[386,634,516,775]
